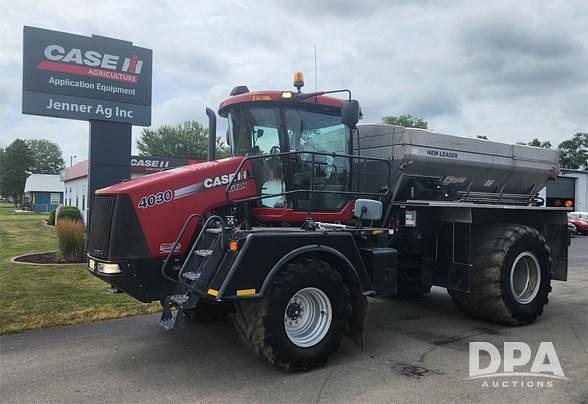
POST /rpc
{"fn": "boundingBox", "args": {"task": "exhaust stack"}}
[206,107,216,161]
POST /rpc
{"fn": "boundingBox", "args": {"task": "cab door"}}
[284,109,352,212]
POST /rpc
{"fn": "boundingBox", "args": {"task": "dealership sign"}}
[22,26,152,126]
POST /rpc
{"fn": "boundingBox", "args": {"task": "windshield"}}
[227,107,348,156]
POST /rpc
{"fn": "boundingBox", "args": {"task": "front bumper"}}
[87,255,174,303]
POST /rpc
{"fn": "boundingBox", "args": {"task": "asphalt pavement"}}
[1,237,587,404]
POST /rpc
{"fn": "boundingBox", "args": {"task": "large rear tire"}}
[233,258,351,371]
[449,224,551,325]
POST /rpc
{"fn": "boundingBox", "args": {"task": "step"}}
[182,271,200,281]
[195,249,213,257]
[169,294,189,305]
[206,227,223,234]
[159,317,176,331]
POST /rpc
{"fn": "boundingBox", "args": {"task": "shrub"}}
[58,206,83,223]
[56,219,86,262]
[48,209,56,225]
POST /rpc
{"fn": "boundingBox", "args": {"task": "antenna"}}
[314,44,318,92]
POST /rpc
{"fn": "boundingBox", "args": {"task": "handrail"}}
[224,150,392,205]
[177,215,226,285]
[160,213,203,284]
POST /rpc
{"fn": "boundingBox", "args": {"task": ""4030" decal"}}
[138,190,173,209]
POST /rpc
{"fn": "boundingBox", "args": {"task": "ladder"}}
[159,215,228,330]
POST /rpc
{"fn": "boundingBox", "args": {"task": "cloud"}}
[456,8,588,97]
[1,0,586,160]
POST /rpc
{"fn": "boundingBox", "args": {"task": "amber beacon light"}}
[293,71,304,92]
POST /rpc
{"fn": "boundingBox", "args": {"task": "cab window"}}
[228,107,281,156]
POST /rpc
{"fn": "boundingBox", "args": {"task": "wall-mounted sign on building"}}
[62,156,203,222]
[22,26,152,126]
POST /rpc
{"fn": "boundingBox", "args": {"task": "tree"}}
[558,132,587,170]
[137,120,230,160]
[0,147,4,197]
[517,138,552,148]
[26,139,65,174]
[0,139,34,205]
[382,114,428,129]
[216,137,231,159]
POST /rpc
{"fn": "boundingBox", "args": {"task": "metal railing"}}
[160,213,203,283]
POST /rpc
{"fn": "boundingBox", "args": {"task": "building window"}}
[76,197,79,208]
[50,193,60,205]
[82,195,85,211]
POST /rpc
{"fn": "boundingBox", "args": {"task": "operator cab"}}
[218,74,360,216]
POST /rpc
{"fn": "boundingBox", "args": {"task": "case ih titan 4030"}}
[87,73,569,371]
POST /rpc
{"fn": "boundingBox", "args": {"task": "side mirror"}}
[341,100,360,127]
[353,199,383,221]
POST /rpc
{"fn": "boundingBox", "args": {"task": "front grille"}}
[89,195,115,259]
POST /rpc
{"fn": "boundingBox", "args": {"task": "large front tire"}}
[233,258,351,371]
[449,224,551,325]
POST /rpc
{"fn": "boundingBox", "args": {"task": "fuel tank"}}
[356,124,560,204]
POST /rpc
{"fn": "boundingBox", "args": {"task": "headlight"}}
[97,263,122,274]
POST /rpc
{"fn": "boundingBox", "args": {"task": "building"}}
[539,168,588,212]
[62,156,202,222]
[62,160,90,220]
[23,174,64,213]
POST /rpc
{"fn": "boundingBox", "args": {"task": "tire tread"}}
[449,224,551,325]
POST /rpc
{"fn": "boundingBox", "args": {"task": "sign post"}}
[88,121,132,227]
[22,26,152,232]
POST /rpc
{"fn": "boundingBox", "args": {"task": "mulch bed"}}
[12,251,85,265]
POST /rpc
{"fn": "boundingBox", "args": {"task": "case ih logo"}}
[203,171,249,189]
[37,45,144,83]
[131,158,171,171]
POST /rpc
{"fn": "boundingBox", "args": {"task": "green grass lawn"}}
[0,203,159,334]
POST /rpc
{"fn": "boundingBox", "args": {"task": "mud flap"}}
[346,292,368,349]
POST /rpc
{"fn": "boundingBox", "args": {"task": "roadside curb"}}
[42,219,55,229]
[10,251,85,266]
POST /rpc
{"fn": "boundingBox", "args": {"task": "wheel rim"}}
[509,251,541,304]
[284,287,332,348]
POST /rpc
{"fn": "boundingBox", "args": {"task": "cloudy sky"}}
[1,0,587,162]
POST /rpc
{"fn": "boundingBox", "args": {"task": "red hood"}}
[97,158,231,194]
[96,157,257,256]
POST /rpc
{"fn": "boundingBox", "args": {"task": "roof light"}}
[293,71,304,92]
[251,95,271,101]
